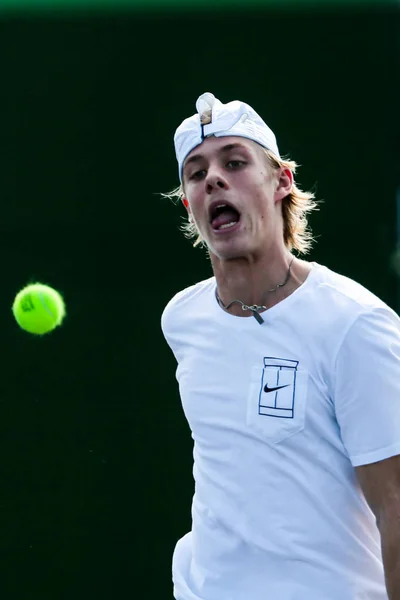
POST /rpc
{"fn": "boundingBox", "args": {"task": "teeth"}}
[219,221,238,230]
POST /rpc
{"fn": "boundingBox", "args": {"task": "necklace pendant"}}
[252,311,264,324]
[241,303,265,325]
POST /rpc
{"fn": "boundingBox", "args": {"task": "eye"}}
[190,169,206,181]
[227,160,246,169]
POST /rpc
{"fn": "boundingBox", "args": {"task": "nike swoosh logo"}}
[264,384,290,393]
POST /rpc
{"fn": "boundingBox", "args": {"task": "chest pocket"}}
[246,357,308,444]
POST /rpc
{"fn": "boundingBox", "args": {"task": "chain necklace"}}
[215,257,294,325]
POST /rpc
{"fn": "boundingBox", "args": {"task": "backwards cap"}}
[174,92,281,182]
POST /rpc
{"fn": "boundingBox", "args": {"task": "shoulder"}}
[313,263,389,315]
[312,262,400,356]
[299,263,399,369]
[161,276,215,333]
[309,263,398,338]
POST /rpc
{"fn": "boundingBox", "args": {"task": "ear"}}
[275,168,293,203]
[182,197,192,215]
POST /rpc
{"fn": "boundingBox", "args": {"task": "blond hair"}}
[162,148,318,255]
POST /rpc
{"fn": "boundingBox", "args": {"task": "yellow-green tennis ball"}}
[12,283,66,335]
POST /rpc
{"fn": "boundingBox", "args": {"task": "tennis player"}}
[161,92,400,600]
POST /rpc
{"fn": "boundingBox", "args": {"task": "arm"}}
[356,455,400,600]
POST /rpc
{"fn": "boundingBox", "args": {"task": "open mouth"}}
[209,203,241,231]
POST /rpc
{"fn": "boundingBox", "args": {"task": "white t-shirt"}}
[161,263,400,600]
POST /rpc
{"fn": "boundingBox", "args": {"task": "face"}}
[182,136,292,261]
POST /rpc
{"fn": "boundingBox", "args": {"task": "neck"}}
[212,252,311,318]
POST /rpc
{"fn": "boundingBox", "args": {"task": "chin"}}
[208,243,251,262]
[205,227,256,261]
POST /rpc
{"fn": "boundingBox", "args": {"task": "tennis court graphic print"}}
[259,357,299,419]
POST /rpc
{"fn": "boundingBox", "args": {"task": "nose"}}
[205,167,228,195]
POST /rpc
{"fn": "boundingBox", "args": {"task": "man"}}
[161,92,400,600]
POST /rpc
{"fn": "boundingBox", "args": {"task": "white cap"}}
[174,92,281,182]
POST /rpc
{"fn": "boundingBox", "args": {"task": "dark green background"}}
[0,0,396,11]
[0,5,398,598]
